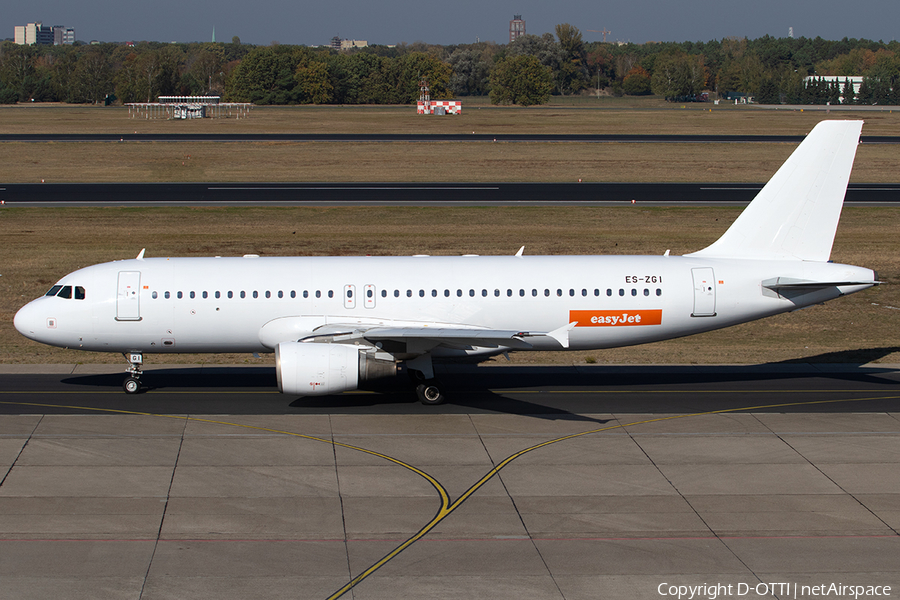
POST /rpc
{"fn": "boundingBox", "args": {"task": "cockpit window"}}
[74,286,86,300]
[45,285,63,297]
[57,286,72,299]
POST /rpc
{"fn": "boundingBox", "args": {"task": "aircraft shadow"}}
[50,347,899,415]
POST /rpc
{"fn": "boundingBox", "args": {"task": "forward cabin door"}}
[116,271,142,321]
[691,267,716,317]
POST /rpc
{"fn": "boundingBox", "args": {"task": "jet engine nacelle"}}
[275,342,398,396]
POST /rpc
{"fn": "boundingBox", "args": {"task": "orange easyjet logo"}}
[570,309,663,327]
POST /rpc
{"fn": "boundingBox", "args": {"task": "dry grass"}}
[1,141,897,184]
[3,102,900,136]
[3,206,898,366]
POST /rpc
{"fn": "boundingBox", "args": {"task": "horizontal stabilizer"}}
[762,277,880,291]
[688,120,863,261]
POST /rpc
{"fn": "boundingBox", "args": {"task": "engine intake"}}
[275,342,397,396]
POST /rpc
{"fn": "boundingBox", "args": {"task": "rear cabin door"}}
[116,271,142,321]
[691,267,716,317]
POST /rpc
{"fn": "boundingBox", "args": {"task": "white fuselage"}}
[14,254,875,357]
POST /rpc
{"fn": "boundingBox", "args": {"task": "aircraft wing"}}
[361,327,535,350]
[260,316,575,351]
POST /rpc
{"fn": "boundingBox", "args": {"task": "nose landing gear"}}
[123,352,143,394]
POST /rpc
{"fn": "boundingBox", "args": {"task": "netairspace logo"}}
[657,582,893,599]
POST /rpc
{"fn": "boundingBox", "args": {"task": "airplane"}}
[14,120,878,404]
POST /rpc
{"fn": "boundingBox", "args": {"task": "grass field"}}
[3,103,900,184]
[2,103,898,366]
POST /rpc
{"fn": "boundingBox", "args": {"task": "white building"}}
[13,22,74,45]
[804,76,864,102]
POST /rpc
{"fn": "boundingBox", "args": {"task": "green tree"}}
[294,60,332,103]
[622,66,651,95]
[651,52,707,100]
[73,47,112,103]
[554,23,588,95]
[489,55,552,106]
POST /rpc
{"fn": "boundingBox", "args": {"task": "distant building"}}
[804,76,864,102]
[509,14,525,43]
[340,39,368,50]
[331,36,341,51]
[52,26,75,45]
[13,22,74,45]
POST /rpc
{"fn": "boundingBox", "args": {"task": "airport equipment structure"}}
[126,96,253,120]
[416,79,461,115]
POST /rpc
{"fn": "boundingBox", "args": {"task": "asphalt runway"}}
[1,365,898,599]
[3,182,900,206]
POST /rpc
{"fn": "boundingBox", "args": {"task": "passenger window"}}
[532,289,537,297]
[482,289,487,297]
[457,289,462,297]
[165,291,170,299]
[178,291,183,299]
[202,291,208,299]
[519,289,525,297]
[75,286,86,300]
[556,289,561,297]
[291,291,296,298]
[407,290,412,298]
[240,291,246,299]
[303,291,309,298]
[432,290,437,297]
[215,291,221,299]
[545,289,550,297]
[494,289,500,297]
[328,291,333,298]
[419,290,425,297]
[315,291,321,298]
[381,290,386,298]
[227,291,233,299]
[631,289,637,296]
[347,289,353,298]
[607,289,612,296]
[253,291,258,299]
[582,289,587,297]
[569,289,575,296]
[618,289,624,296]
[444,289,450,297]
[266,291,271,299]
[393,290,399,297]
[278,291,284,298]
[45,285,63,297]
[367,289,373,298]
[594,289,600,296]
[152,291,158,299]
[190,291,196,299]
[656,288,662,296]
[644,289,650,296]
[469,289,475,297]
[507,289,512,297]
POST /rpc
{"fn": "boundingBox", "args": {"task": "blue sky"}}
[6,0,899,46]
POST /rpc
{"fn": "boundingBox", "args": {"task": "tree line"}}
[1,28,899,106]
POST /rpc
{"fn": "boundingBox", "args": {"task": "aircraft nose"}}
[14,300,44,341]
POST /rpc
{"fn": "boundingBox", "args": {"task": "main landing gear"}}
[123,352,143,394]
[415,381,445,405]
[409,366,445,405]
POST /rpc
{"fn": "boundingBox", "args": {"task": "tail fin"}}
[687,120,863,261]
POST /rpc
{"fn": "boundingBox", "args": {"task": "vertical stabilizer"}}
[687,120,863,261]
